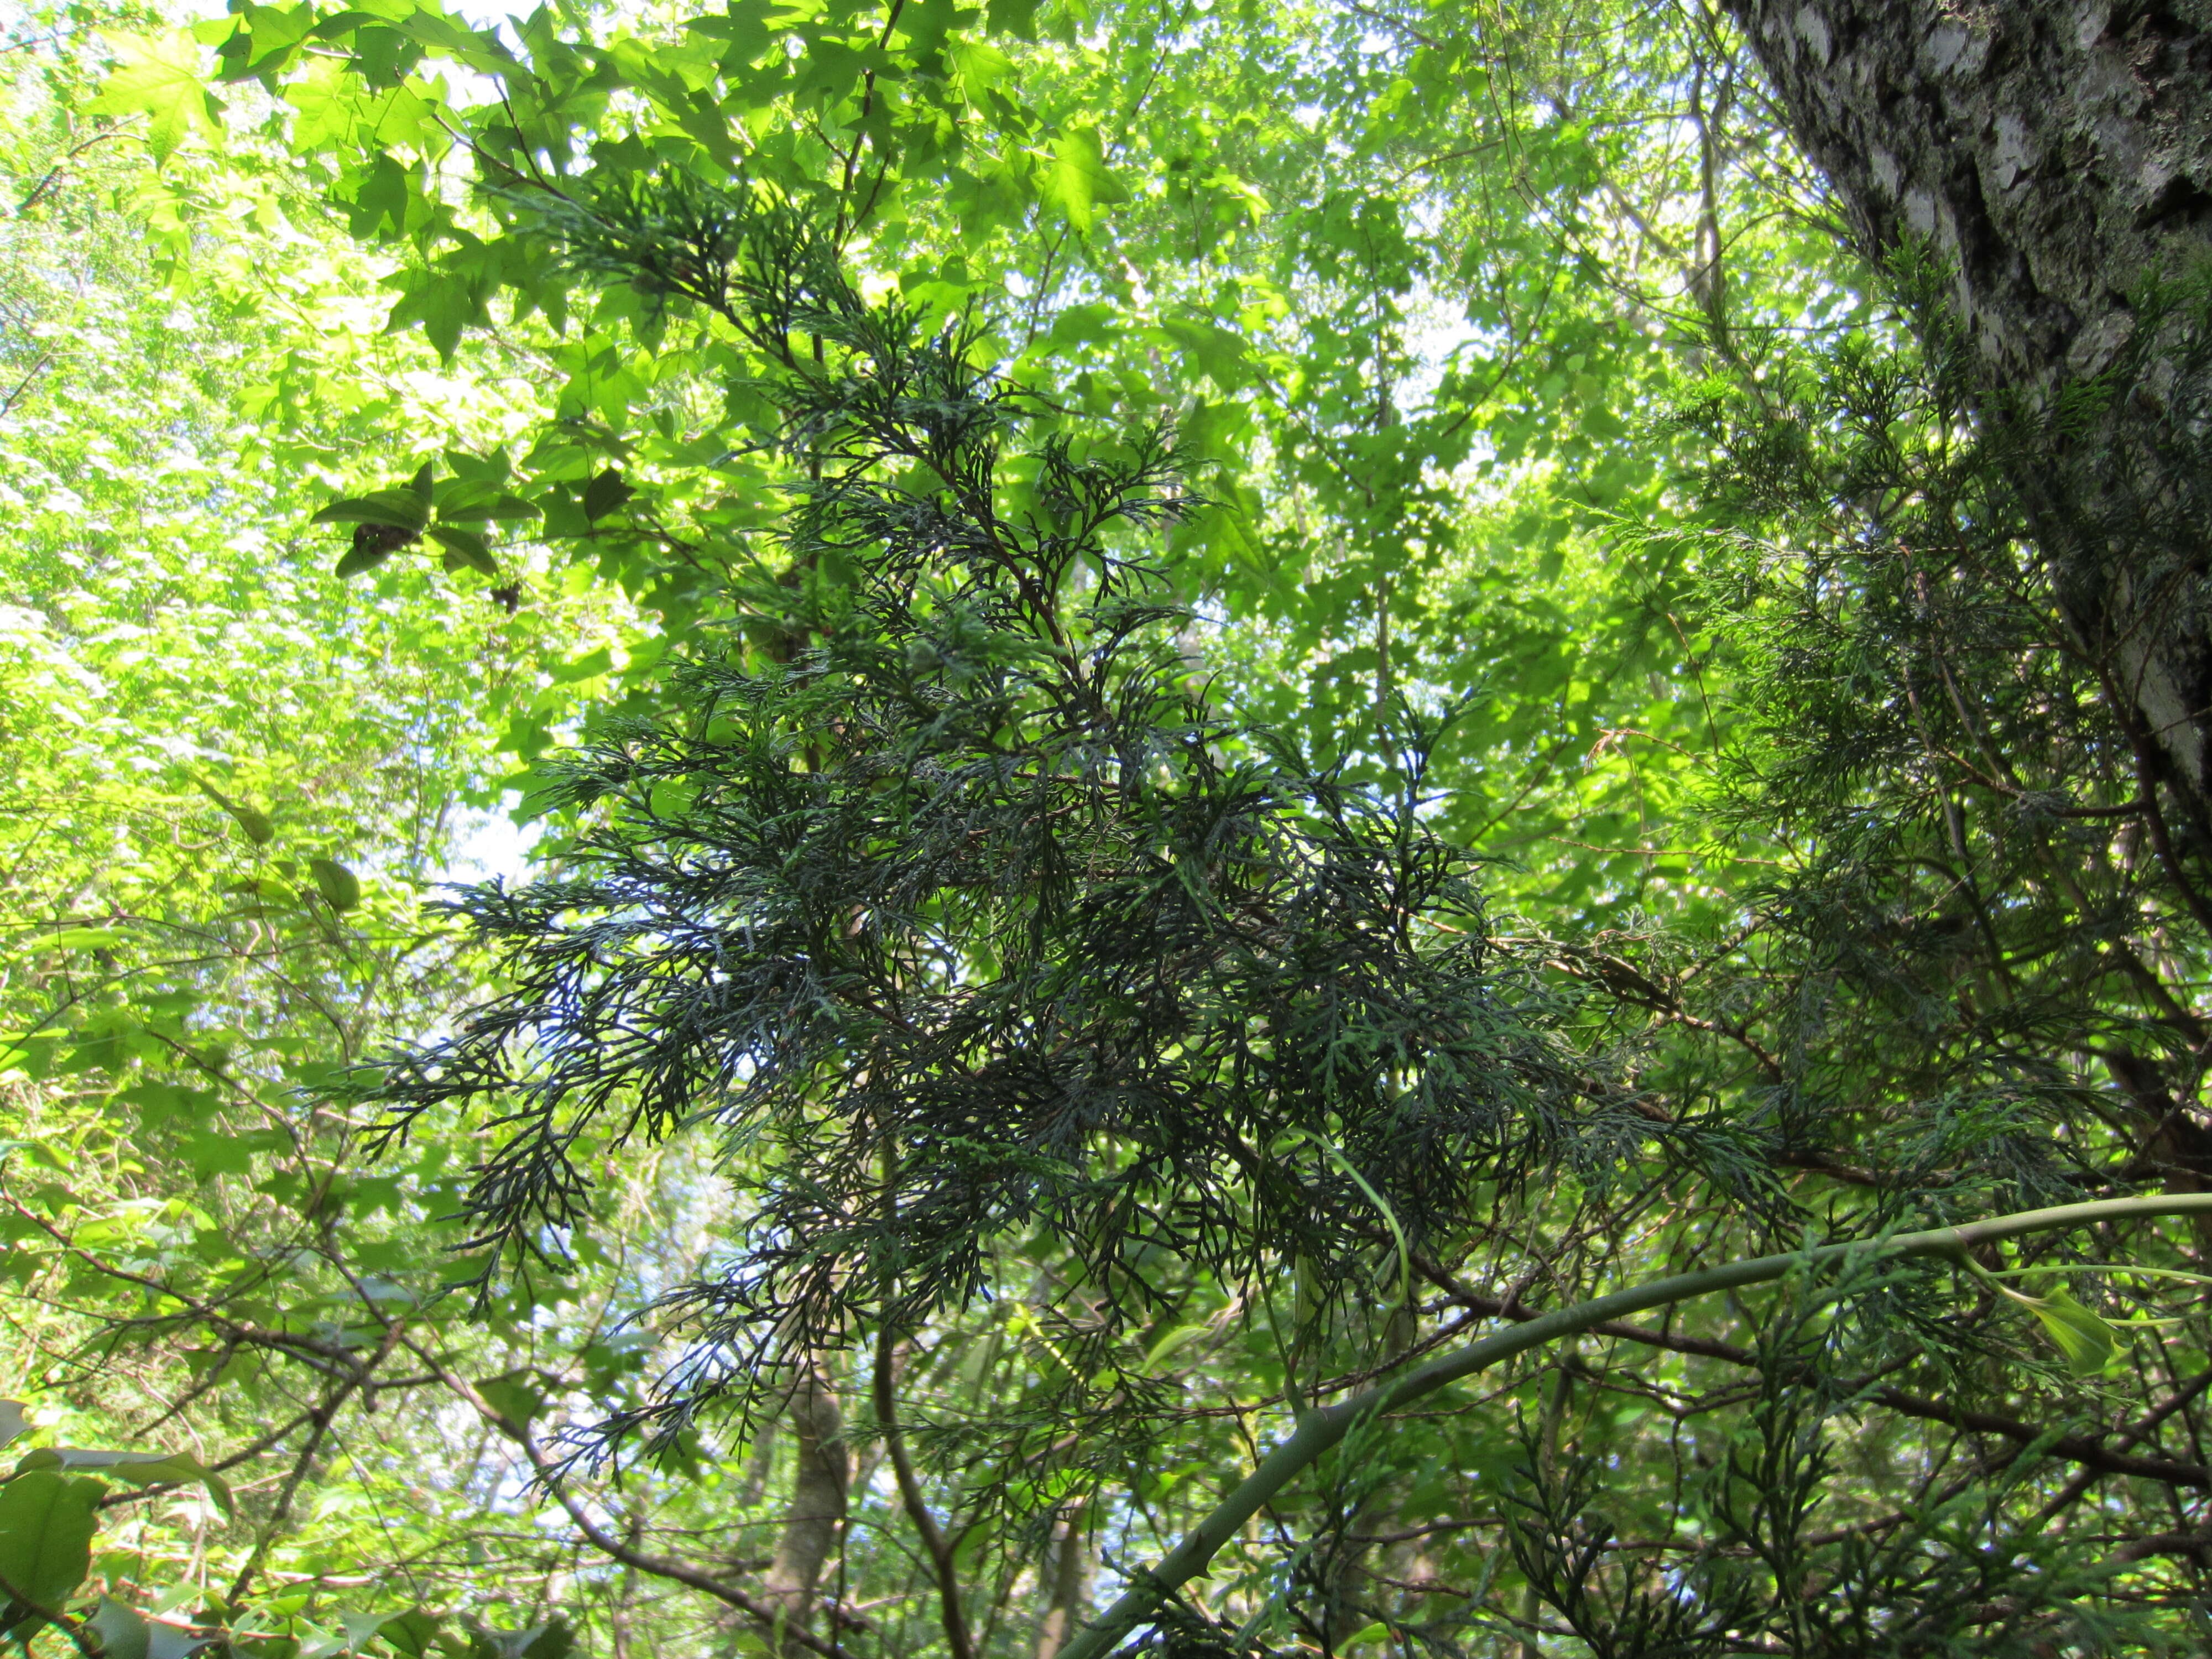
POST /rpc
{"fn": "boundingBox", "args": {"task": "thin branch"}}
[1056,1192,2212,1659]
[0,1567,99,1659]
[397,1334,866,1659]
[1416,1252,2211,1485]
[227,1319,402,1604]
[0,347,54,419]
[16,123,129,215]
[873,1322,976,1659]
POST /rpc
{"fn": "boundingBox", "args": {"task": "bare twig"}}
[873,1322,976,1659]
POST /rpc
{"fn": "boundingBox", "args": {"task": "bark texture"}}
[1032,1503,1092,1659]
[762,1358,850,1655]
[1728,1,2212,796]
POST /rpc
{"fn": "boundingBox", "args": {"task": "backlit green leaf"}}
[429,525,499,576]
[309,857,362,913]
[1047,126,1127,234]
[86,32,220,163]
[2028,1287,2119,1378]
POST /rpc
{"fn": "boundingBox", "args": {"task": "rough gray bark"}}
[1727,1,2212,802]
[761,1357,849,1655]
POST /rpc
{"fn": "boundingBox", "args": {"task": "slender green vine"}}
[1058,1191,2212,1659]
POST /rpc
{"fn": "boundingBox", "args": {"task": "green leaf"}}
[1172,478,1266,575]
[312,491,431,533]
[429,526,499,576]
[90,1598,150,1659]
[337,1610,389,1652]
[375,1610,442,1658]
[948,36,1011,89]
[185,1130,255,1177]
[1046,126,1126,234]
[473,1373,544,1439]
[114,1453,232,1519]
[685,0,780,62]
[38,928,125,952]
[434,483,541,523]
[475,1618,572,1659]
[333,544,397,579]
[546,646,614,685]
[86,33,221,163]
[1971,1258,2124,1378]
[582,468,634,522]
[16,1451,233,1521]
[343,149,419,241]
[308,858,362,914]
[0,1470,101,1627]
[0,1405,22,1453]
[895,0,962,56]
[209,2,312,83]
[1141,1324,1208,1368]
[87,1600,204,1659]
[1160,315,1255,393]
[17,1449,124,1472]
[191,776,275,845]
[2027,1286,2118,1377]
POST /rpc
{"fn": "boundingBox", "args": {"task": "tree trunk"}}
[1033,1501,1092,1659]
[762,1355,850,1656]
[1726,1,2212,806]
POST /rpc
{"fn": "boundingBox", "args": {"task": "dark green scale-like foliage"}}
[363,180,1623,1437]
[1640,278,2212,1216]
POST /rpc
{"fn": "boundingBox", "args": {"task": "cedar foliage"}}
[365,180,1617,1448]
[1672,270,2212,1216]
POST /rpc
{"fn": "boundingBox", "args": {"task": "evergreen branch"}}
[356,186,1602,1427]
[1415,1254,2212,1488]
[1057,1191,2212,1659]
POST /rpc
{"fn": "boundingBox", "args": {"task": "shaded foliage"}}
[366,184,1623,1446]
[1657,267,2212,1219]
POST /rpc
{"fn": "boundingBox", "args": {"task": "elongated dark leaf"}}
[582,468,633,521]
[0,1470,101,1627]
[190,776,274,845]
[429,525,499,576]
[311,490,430,531]
[15,1450,233,1520]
